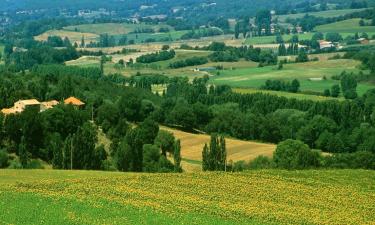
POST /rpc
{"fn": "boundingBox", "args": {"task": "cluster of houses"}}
[1,97,85,116]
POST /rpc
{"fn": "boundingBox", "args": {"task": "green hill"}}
[0,169,374,225]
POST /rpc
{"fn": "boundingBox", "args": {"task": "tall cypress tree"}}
[174,139,182,172]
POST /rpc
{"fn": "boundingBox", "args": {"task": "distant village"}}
[1,97,85,116]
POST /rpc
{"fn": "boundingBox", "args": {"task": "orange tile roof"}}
[1,108,16,115]
[17,99,41,105]
[64,97,85,106]
[41,100,60,109]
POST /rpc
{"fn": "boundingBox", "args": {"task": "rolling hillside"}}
[0,169,374,225]
[162,127,275,172]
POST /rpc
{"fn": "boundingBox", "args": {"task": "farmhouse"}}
[64,96,85,107]
[1,97,84,115]
[358,38,369,45]
[319,40,334,49]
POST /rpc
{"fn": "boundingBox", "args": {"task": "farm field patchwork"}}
[0,169,374,225]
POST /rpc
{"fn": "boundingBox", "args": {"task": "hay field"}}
[162,126,275,172]
[34,30,99,44]
[0,169,374,225]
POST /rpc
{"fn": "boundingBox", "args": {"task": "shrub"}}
[273,139,321,169]
[323,151,375,169]
[0,150,9,168]
[249,155,273,169]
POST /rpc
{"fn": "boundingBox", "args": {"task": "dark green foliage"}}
[180,28,224,40]
[297,115,337,149]
[325,33,343,42]
[273,139,321,169]
[202,135,227,171]
[142,144,161,172]
[331,85,341,97]
[0,150,9,168]
[324,151,375,169]
[169,57,208,69]
[71,122,99,170]
[262,79,300,93]
[155,130,175,156]
[174,139,182,172]
[340,72,358,99]
[136,50,175,63]
[19,137,29,168]
[248,155,273,169]
[295,50,309,63]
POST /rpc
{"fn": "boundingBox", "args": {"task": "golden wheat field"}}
[162,127,275,172]
[0,169,374,225]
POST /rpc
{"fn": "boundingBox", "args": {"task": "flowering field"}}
[0,169,374,225]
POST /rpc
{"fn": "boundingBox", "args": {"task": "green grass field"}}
[277,8,368,22]
[315,18,375,34]
[64,23,174,35]
[210,59,374,96]
[233,88,342,101]
[245,33,314,45]
[0,169,374,225]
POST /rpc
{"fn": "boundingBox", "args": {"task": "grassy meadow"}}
[0,169,374,225]
[276,8,368,22]
[315,18,375,34]
[210,58,374,96]
[64,23,174,35]
[233,88,342,101]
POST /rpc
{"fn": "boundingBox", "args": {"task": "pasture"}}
[162,126,275,172]
[210,58,374,96]
[277,8,368,22]
[64,23,174,35]
[0,169,374,225]
[233,88,341,101]
[34,30,99,44]
[315,18,375,34]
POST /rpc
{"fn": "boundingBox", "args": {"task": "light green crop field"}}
[245,33,314,45]
[277,8,368,22]
[0,169,374,225]
[210,59,374,95]
[315,18,375,34]
[63,23,174,35]
[233,88,342,101]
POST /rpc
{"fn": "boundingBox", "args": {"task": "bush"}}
[232,160,247,172]
[273,139,321,169]
[26,159,44,169]
[249,155,273,169]
[323,151,375,169]
[0,150,9,168]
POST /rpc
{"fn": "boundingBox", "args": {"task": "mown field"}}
[315,18,375,35]
[162,127,275,172]
[34,30,99,44]
[0,169,374,225]
[210,58,374,96]
[277,8,368,22]
[233,88,341,101]
[63,23,174,35]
